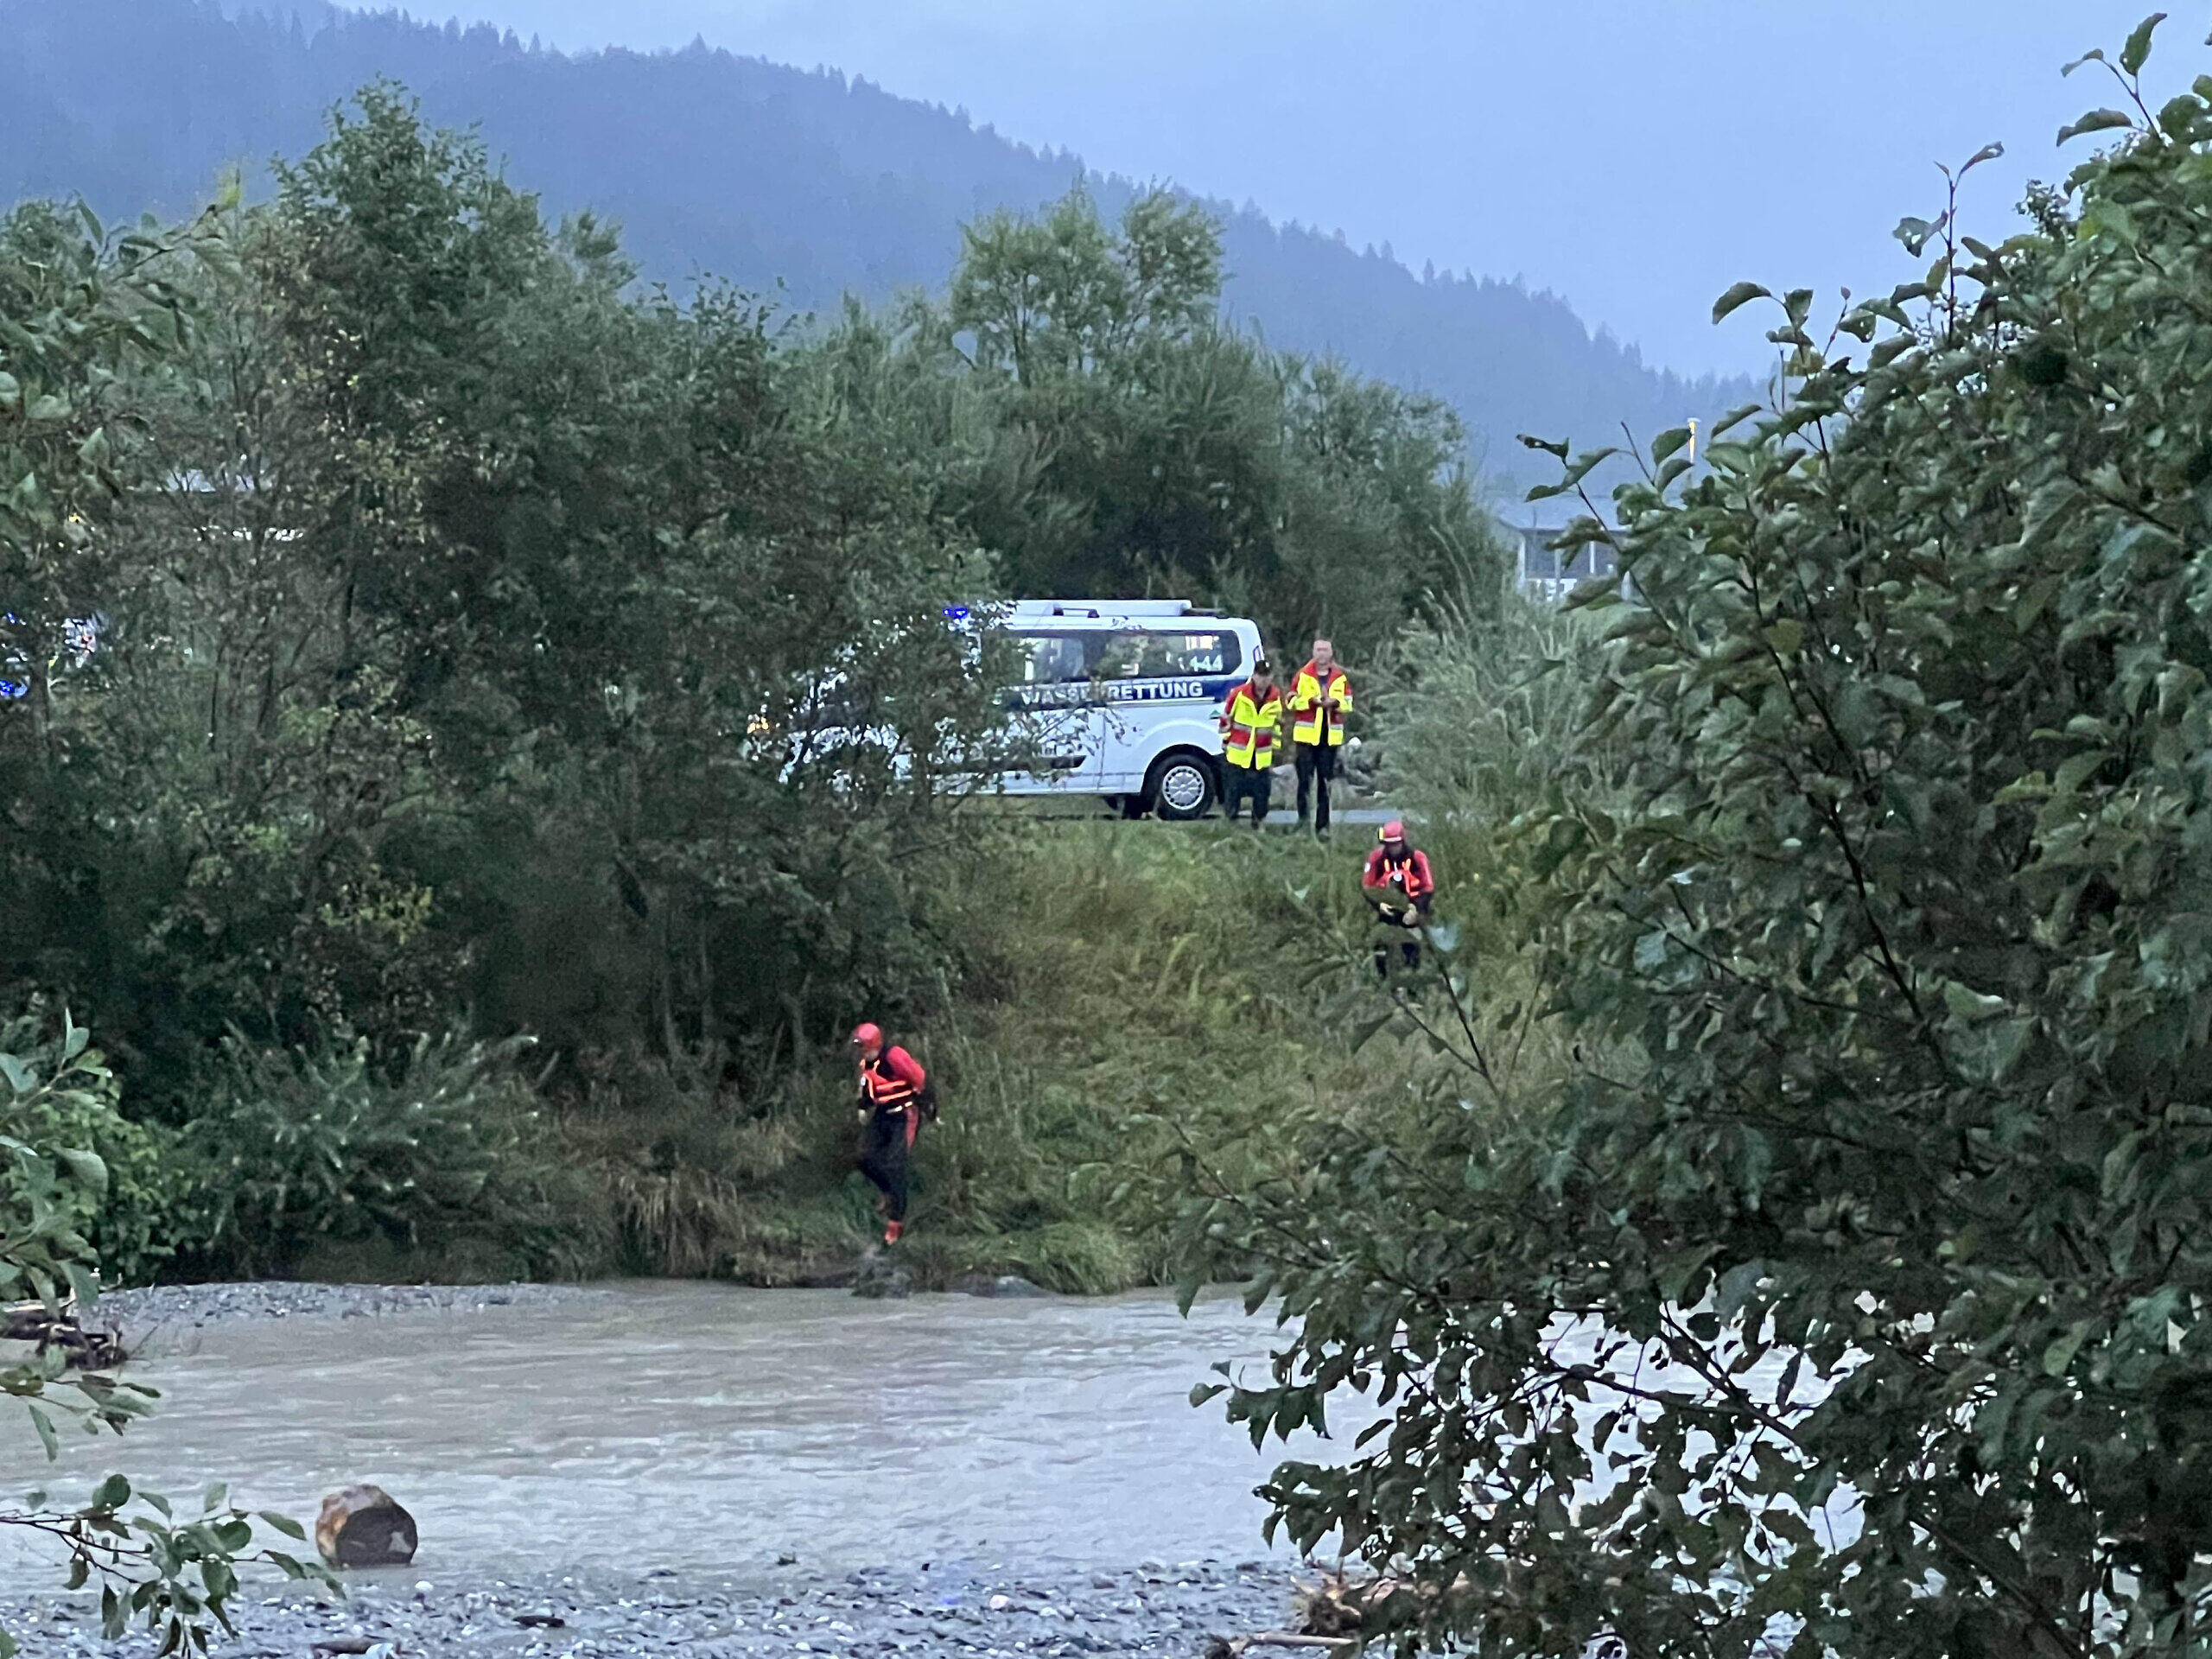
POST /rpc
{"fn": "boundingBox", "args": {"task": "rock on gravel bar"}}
[0,1559,1306,1657]
[88,1281,613,1331]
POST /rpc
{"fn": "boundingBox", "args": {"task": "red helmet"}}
[850,1022,883,1049]
[1380,819,1407,843]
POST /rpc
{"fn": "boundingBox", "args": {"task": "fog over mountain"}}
[284,0,2164,381]
[3,0,1768,493]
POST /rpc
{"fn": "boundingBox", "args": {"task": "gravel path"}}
[84,1281,616,1332]
[0,1558,1309,1657]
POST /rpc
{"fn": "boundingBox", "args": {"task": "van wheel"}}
[1147,752,1218,822]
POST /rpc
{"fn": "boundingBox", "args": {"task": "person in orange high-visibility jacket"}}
[1217,656,1285,827]
[851,1022,938,1244]
[1362,819,1435,978]
[1287,638,1353,837]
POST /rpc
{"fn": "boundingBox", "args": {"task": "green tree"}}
[846,186,1500,662]
[1194,19,2212,1657]
[4,86,1008,1109]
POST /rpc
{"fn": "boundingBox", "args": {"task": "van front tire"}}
[1146,751,1219,822]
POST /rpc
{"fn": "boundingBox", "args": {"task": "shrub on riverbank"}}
[174,1030,606,1282]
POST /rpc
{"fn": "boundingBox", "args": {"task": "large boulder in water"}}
[315,1484,417,1567]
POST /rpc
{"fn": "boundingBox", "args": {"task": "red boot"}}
[884,1220,904,1245]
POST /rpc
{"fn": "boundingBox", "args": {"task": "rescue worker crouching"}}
[1362,819,1435,979]
[1287,638,1352,838]
[851,1021,938,1245]
[1217,655,1285,827]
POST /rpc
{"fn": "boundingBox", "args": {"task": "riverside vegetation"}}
[11,16,2212,1658]
[0,77,1500,1649]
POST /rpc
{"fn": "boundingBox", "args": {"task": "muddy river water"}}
[0,1283,1370,1585]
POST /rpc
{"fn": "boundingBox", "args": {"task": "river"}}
[0,1283,1365,1586]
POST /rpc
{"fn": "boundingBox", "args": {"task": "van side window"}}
[1096,631,1242,680]
[1012,632,1090,683]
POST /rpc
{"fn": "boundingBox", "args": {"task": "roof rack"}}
[1006,599,1218,620]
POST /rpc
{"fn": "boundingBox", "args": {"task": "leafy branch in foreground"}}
[1188,17,2212,1658]
[0,1011,332,1656]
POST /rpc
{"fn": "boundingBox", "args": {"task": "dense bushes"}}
[175,1032,602,1283]
[1194,20,2212,1659]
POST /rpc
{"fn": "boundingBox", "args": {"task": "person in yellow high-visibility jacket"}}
[1217,656,1285,827]
[1287,638,1352,837]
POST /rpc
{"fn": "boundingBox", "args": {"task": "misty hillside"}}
[0,0,1758,493]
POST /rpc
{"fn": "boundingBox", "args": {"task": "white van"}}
[997,599,1263,819]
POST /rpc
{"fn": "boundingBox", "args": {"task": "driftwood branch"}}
[0,1300,129,1369]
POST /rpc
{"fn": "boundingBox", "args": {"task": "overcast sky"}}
[398,0,2174,376]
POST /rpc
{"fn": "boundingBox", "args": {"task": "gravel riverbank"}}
[75,1274,1050,1333]
[0,1557,1308,1657]
[83,1281,620,1332]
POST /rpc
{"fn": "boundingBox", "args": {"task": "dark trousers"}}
[1223,763,1272,823]
[859,1107,915,1222]
[1372,906,1423,979]
[1294,743,1338,831]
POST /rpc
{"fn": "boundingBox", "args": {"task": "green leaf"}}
[1189,1382,1227,1407]
[0,1054,31,1095]
[2083,200,2141,245]
[2043,1321,2094,1376]
[1649,425,1691,464]
[63,1262,100,1314]
[258,1510,308,1541]
[2059,108,2137,145]
[92,1472,130,1511]
[1711,282,1770,324]
[2121,12,2167,75]
[0,372,18,412]
[56,1147,108,1199]
[1943,982,2008,1023]
[1894,215,1946,256]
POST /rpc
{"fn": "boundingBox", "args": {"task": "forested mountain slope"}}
[0,0,1755,490]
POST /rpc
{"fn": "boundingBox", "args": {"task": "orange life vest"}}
[1363,844,1436,902]
[1218,678,1284,769]
[860,1045,925,1111]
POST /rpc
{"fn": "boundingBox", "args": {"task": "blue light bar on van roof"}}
[943,605,970,621]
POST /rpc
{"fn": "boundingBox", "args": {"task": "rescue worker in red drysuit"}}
[1362,819,1436,979]
[852,1022,937,1244]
